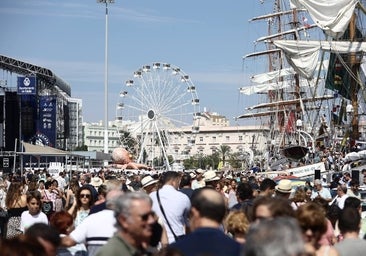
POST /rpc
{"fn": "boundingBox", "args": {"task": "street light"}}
[296,118,315,153]
[97,0,114,160]
[346,104,355,150]
[346,104,354,124]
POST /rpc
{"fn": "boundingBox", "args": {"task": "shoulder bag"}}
[42,192,54,216]
[156,189,183,241]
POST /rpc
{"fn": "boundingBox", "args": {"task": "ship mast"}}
[349,12,360,148]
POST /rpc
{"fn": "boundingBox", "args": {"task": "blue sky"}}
[0,0,270,125]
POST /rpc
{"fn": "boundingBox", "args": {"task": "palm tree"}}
[218,145,231,167]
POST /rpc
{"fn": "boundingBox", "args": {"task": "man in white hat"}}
[141,175,159,194]
[275,179,293,199]
[91,176,103,189]
[191,169,205,190]
[203,170,220,188]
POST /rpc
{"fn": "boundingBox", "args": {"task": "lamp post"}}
[97,0,114,160]
[346,104,354,151]
[296,118,315,154]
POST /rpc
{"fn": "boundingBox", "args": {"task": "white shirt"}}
[70,209,116,256]
[227,189,238,209]
[150,184,191,244]
[20,211,49,232]
[311,187,332,201]
[70,209,116,245]
[336,194,349,210]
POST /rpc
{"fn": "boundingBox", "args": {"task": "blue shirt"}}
[169,227,242,256]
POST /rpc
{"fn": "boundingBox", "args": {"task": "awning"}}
[18,142,71,156]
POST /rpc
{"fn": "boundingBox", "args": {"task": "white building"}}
[83,121,121,153]
[82,114,269,162]
[67,98,83,150]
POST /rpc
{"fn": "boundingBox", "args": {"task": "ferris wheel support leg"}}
[154,122,171,171]
[137,131,148,165]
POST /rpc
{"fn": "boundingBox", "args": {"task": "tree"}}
[228,152,243,170]
[218,145,231,167]
[74,145,88,151]
[119,131,138,156]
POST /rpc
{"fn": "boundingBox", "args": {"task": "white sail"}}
[240,81,293,95]
[273,40,366,78]
[240,78,325,96]
[290,0,358,38]
[250,60,328,84]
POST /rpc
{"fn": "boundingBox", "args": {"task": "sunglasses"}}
[80,194,91,199]
[140,211,155,221]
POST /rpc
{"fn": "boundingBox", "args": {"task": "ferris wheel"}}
[116,62,200,170]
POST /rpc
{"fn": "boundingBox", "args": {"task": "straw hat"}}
[195,168,205,174]
[90,176,103,187]
[203,170,220,182]
[275,179,292,193]
[141,175,158,188]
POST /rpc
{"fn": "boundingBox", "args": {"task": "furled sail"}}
[240,78,324,96]
[273,40,366,79]
[289,0,358,39]
[250,60,328,84]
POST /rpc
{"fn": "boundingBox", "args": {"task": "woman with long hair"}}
[296,202,338,256]
[5,179,27,238]
[50,211,87,256]
[64,178,80,210]
[67,186,94,227]
[291,187,308,210]
[224,210,250,244]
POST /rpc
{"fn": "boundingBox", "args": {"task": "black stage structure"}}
[0,55,73,172]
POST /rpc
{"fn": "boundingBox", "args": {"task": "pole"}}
[103,1,109,159]
[98,0,114,164]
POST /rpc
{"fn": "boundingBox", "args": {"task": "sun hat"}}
[195,168,205,174]
[204,170,220,182]
[141,175,158,188]
[90,176,103,187]
[275,179,292,193]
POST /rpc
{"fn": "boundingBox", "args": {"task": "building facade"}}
[67,98,83,150]
[83,121,121,153]
[0,55,83,153]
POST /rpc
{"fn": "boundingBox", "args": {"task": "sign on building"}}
[17,76,37,95]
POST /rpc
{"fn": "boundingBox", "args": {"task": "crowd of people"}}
[0,155,366,255]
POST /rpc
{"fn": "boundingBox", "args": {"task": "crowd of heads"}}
[0,162,365,256]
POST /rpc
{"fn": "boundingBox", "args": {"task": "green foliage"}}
[182,152,220,170]
[218,145,231,165]
[74,145,88,151]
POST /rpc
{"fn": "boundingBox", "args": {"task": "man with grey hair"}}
[311,179,332,202]
[243,217,307,256]
[96,191,155,256]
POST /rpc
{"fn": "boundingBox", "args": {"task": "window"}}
[239,135,243,141]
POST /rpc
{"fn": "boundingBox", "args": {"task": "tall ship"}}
[239,0,366,170]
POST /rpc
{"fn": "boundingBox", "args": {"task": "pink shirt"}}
[319,218,335,246]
